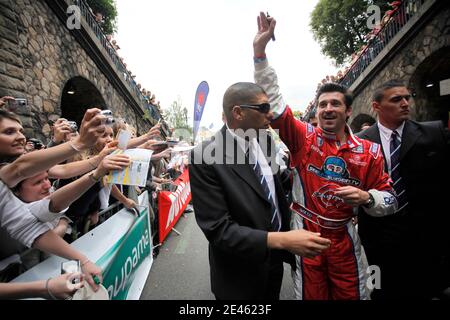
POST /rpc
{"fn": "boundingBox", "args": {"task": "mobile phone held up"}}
[7,98,27,111]
[100,109,115,127]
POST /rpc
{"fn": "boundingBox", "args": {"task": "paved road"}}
[140,210,295,300]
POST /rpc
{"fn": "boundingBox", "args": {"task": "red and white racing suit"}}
[255,59,397,300]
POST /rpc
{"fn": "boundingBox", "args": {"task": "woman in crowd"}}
[0,109,26,164]
[0,170,72,277]
[14,171,71,237]
[0,149,131,299]
[0,109,117,182]
[1,148,131,275]
[0,107,109,293]
[58,125,136,233]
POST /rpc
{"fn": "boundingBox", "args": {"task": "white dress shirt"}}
[377,121,405,174]
[226,126,280,213]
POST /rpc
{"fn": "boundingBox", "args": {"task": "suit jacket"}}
[189,126,295,299]
[357,120,449,252]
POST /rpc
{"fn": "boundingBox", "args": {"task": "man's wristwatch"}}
[363,192,375,209]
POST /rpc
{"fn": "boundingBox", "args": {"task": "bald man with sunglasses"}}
[189,82,331,300]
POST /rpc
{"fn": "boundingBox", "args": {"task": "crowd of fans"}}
[0,95,190,299]
[86,1,164,123]
[0,1,193,298]
[302,0,424,124]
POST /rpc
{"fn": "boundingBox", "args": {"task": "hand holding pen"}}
[267,12,276,41]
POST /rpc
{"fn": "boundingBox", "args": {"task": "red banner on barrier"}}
[158,170,191,243]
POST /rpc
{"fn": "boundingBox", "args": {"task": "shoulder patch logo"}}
[352,144,364,154]
[306,123,315,138]
[369,143,380,159]
[316,136,323,148]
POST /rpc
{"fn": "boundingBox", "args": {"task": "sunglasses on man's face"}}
[239,103,271,114]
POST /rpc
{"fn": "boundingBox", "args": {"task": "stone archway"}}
[60,76,106,125]
[409,46,450,125]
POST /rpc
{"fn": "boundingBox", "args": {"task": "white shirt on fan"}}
[0,180,69,248]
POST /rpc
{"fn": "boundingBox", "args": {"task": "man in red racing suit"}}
[253,12,397,300]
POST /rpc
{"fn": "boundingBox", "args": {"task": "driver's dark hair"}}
[372,79,406,103]
[315,83,353,109]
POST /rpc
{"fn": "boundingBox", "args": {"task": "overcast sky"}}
[115,0,338,131]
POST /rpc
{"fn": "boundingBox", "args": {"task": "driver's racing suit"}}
[254,58,397,300]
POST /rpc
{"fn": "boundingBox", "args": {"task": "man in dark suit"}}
[189,82,331,300]
[357,79,450,299]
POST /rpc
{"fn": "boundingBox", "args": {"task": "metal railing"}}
[73,0,163,121]
[340,0,428,88]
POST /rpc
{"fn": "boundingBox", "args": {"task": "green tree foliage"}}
[163,98,190,130]
[86,0,118,34]
[143,109,151,121]
[310,0,389,66]
[292,110,304,120]
[163,98,193,142]
[172,126,193,143]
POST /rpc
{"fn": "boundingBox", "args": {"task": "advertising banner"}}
[11,193,153,300]
[158,170,191,243]
[193,81,209,142]
[96,207,152,300]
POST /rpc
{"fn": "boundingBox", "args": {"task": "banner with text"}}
[193,81,209,142]
[11,192,153,300]
[96,207,152,300]
[158,170,191,243]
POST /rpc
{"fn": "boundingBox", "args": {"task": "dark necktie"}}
[252,155,281,231]
[390,130,408,211]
